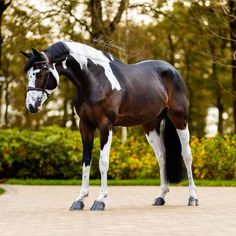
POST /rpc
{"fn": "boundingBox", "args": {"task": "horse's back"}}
[112,60,169,126]
[111,59,188,127]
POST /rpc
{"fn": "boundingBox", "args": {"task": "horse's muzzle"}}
[29,104,39,113]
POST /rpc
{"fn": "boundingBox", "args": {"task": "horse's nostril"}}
[29,104,38,113]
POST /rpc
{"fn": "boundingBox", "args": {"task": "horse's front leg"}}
[70,120,95,211]
[90,122,112,211]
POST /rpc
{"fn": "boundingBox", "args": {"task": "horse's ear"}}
[20,51,32,59]
[32,48,42,59]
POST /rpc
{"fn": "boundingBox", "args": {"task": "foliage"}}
[0,126,235,180]
[0,187,5,194]
[0,0,234,135]
[191,135,236,179]
[5,178,236,187]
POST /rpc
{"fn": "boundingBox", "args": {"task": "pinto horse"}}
[21,41,198,211]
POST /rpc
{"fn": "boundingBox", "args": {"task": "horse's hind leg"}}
[168,97,198,206]
[176,126,198,206]
[144,116,169,206]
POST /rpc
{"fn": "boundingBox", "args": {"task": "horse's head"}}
[21,49,59,113]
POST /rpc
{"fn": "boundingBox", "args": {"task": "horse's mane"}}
[44,42,70,62]
[24,42,70,72]
[24,41,117,73]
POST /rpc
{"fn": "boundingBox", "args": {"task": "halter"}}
[27,55,51,105]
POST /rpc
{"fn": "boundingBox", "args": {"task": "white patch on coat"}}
[76,163,90,201]
[97,130,112,201]
[64,42,121,91]
[146,130,169,199]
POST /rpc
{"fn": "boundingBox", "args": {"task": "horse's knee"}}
[146,130,165,164]
[99,157,109,172]
[182,146,192,164]
[176,128,193,164]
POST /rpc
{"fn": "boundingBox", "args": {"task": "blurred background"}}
[0,0,235,137]
[0,0,236,180]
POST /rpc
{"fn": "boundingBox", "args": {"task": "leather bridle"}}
[27,60,51,105]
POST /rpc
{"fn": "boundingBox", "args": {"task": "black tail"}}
[163,116,185,183]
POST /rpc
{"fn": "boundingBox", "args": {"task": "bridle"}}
[27,54,51,105]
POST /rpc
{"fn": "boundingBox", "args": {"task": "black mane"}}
[43,41,70,62]
[24,42,70,72]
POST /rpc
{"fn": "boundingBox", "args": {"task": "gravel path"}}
[0,185,236,236]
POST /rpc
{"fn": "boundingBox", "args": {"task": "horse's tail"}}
[163,116,184,183]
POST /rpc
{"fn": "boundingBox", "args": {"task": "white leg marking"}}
[146,130,169,199]
[177,127,198,199]
[75,163,90,202]
[97,130,112,202]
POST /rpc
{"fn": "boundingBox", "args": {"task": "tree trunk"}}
[70,99,77,130]
[229,0,236,133]
[0,0,12,126]
[3,76,9,126]
[168,34,175,65]
[62,97,68,127]
[88,0,128,40]
[208,40,224,135]
[184,51,193,131]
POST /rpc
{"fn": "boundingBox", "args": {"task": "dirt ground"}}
[0,185,236,236]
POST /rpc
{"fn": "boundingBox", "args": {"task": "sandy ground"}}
[0,185,236,236]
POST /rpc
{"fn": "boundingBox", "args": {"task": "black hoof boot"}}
[188,196,199,206]
[153,197,165,206]
[69,200,85,211]
[90,200,105,211]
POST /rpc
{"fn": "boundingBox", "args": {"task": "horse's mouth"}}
[28,104,39,113]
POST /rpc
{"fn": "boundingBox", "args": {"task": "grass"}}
[4,178,236,187]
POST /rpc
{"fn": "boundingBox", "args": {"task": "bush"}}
[0,126,235,180]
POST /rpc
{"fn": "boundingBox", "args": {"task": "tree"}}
[228,0,236,133]
[0,0,11,125]
[2,0,50,127]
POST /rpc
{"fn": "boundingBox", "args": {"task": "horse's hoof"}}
[90,200,105,211]
[69,200,85,211]
[188,196,199,206]
[153,197,165,206]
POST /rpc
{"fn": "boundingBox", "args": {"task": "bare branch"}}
[0,0,12,15]
[68,7,92,35]
[109,0,128,32]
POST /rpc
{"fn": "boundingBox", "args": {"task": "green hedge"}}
[0,126,235,180]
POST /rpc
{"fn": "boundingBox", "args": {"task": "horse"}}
[21,41,199,211]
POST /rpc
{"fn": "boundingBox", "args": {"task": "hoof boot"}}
[90,200,105,211]
[69,200,85,211]
[188,196,199,206]
[153,197,165,206]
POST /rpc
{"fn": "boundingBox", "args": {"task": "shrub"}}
[0,126,235,180]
